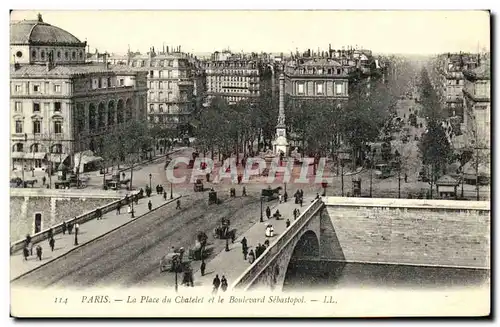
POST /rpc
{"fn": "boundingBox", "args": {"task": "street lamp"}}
[131,196,135,218]
[225,237,229,252]
[172,256,180,292]
[260,196,264,222]
[149,173,152,190]
[170,182,173,199]
[369,151,374,198]
[74,228,79,245]
[341,162,345,197]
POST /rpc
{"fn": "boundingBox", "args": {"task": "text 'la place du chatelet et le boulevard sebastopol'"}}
[81,295,307,305]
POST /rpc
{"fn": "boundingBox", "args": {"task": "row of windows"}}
[14,101,62,113]
[12,143,63,153]
[31,49,84,61]
[149,104,174,113]
[208,82,252,88]
[14,120,63,134]
[209,76,256,82]
[14,83,62,94]
[289,67,347,76]
[149,81,175,89]
[93,77,125,89]
[209,88,250,94]
[149,70,189,78]
[133,60,176,68]
[295,82,345,95]
[147,115,179,123]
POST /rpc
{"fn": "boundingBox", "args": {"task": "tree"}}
[418,120,453,197]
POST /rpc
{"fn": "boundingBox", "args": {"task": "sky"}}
[10,10,491,56]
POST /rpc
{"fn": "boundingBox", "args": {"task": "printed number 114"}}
[55,297,68,304]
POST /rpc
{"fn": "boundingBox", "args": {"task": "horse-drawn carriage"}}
[208,190,219,205]
[213,218,234,239]
[261,186,282,202]
[160,247,185,273]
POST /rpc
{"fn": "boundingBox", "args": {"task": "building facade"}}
[433,53,481,122]
[463,59,491,148]
[10,16,147,173]
[109,49,198,129]
[203,52,262,105]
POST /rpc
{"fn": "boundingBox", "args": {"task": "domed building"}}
[10,13,87,65]
[10,15,148,177]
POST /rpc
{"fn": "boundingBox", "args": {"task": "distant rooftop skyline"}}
[10,10,490,56]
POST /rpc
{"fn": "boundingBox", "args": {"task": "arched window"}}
[79,51,83,59]
[65,51,69,60]
[32,50,37,59]
[41,51,45,60]
[72,51,76,59]
[51,144,63,153]
[12,143,23,152]
[57,51,61,59]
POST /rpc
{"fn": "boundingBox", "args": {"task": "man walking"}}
[36,244,43,261]
[163,191,167,201]
[49,237,55,252]
[62,221,67,235]
[176,199,181,210]
[212,275,221,294]
[200,261,206,276]
[148,200,153,211]
[286,219,291,228]
[266,206,271,220]
[116,201,121,215]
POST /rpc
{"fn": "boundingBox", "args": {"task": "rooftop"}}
[10,15,84,46]
[10,63,144,77]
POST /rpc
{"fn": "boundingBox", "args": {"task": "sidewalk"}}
[10,192,181,280]
[187,193,315,291]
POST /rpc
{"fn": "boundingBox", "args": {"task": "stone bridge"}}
[231,197,490,292]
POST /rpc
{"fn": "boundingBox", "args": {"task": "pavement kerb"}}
[10,194,182,282]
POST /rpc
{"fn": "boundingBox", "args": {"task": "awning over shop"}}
[48,153,69,163]
[11,152,25,159]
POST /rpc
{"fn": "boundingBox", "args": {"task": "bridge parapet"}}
[231,198,324,291]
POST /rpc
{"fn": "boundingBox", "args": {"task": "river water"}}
[283,260,490,291]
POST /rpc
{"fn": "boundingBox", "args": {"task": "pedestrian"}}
[49,237,55,252]
[163,191,167,201]
[315,193,320,199]
[278,194,282,204]
[48,228,53,240]
[212,274,221,294]
[200,261,206,276]
[286,219,291,228]
[122,172,126,181]
[296,209,300,218]
[242,186,247,196]
[42,176,46,186]
[241,237,248,249]
[256,243,262,258]
[266,206,271,220]
[135,195,139,205]
[284,192,288,202]
[231,232,235,244]
[67,222,73,235]
[148,200,152,211]
[242,245,248,260]
[176,199,181,210]
[23,247,29,261]
[248,249,255,264]
[220,276,228,292]
[300,189,304,198]
[62,221,67,235]
[25,234,32,246]
[299,197,303,207]
[293,208,297,220]
[75,223,80,235]
[36,244,42,261]
[96,208,102,220]
[405,173,408,183]
[116,201,121,215]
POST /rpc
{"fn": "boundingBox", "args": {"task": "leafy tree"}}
[418,120,453,196]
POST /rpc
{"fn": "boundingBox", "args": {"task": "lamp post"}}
[74,229,78,245]
[131,196,135,218]
[341,162,345,197]
[260,196,264,222]
[369,151,374,198]
[172,257,180,292]
[149,173,152,190]
[170,182,173,199]
[225,237,229,252]
[460,167,465,198]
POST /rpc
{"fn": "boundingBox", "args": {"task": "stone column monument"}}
[272,73,289,156]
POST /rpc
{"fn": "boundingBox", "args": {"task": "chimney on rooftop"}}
[103,53,108,69]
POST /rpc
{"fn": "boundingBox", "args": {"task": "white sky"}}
[10,10,490,55]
